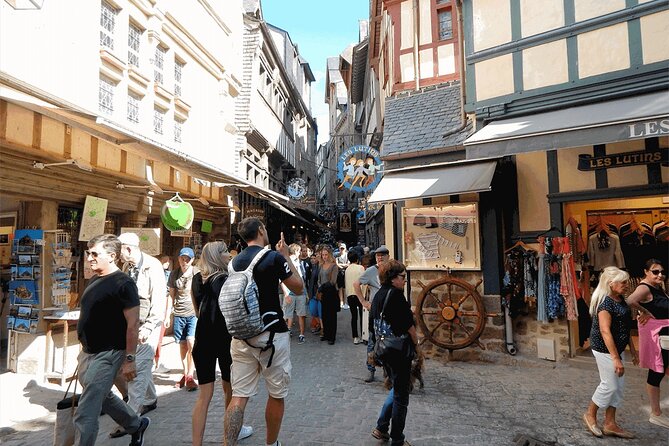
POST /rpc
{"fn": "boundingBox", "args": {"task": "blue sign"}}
[337,145,383,193]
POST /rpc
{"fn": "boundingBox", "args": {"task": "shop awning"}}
[464,91,669,160]
[367,160,497,203]
[268,199,296,217]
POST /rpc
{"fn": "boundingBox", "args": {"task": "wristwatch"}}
[125,354,136,362]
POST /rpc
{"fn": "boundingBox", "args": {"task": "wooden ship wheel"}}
[415,273,496,350]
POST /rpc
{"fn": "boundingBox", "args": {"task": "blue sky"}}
[261,0,368,144]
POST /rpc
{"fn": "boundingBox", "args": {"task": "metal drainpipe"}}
[413,0,420,91]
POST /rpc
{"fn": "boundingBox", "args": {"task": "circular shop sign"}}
[337,145,383,193]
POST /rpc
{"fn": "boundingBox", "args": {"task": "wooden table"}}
[43,316,79,387]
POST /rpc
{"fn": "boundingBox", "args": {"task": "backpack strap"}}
[244,330,277,367]
[229,246,270,273]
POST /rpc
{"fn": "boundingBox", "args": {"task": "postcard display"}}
[403,203,481,270]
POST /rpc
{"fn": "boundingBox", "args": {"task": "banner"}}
[337,145,383,192]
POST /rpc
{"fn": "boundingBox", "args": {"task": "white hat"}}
[118,232,140,247]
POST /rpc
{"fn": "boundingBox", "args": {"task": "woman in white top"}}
[345,251,366,344]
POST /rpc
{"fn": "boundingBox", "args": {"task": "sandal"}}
[602,427,635,439]
[582,413,602,438]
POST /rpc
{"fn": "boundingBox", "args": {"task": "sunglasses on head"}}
[651,269,665,276]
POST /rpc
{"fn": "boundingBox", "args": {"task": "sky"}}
[261,0,369,145]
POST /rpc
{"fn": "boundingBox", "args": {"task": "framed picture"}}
[17,305,32,318]
[7,316,15,330]
[18,255,31,265]
[30,307,40,320]
[17,266,33,280]
[9,280,38,305]
[0,233,8,245]
[13,317,31,333]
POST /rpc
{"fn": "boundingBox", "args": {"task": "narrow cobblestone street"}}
[1,310,667,446]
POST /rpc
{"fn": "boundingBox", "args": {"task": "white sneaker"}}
[649,413,669,429]
[238,425,254,440]
[342,304,350,309]
[353,337,360,344]
[153,363,171,374]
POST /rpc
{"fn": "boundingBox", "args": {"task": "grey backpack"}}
[218,247,278,340]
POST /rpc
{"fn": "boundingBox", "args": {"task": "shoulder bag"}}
[53,367,79,446]
[373,290,413,364]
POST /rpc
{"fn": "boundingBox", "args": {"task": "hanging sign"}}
[161,195,194,232]
[243,204,265,220]
[79,196,108,241]
[577,149,668,171]
[287,178,307,200]
[339,212,352,232]
[337,145,383,192]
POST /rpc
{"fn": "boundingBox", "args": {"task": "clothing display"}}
[587,232,625,272]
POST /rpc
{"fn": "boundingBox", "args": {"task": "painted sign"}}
[337,145,383,193]
[79,196,108,241]
[339,212,352,232]
[577,149,668,171]
[287,178,307,200]
[161,197,194,232]
[120,227,161,255]
[243,204,265,220]
[628,119,669,138]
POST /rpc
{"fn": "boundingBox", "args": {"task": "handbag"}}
[373,290,413,363]
[53,367,79,446]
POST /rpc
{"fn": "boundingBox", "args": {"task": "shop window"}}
[153,107,164,134]
[100,0,117,50]
[154,45,165,84]
[438,9,453,41]
[403,203,480,270]
[128,22,142,68]
[99,76,115,115]
[127,91,140,123]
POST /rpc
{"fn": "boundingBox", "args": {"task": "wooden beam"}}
[32,112,42,149]
[0,101,6,140]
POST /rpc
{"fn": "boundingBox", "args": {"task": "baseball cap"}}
[179,247,195,258]
[118,232,140,247]
[374,245,390,255]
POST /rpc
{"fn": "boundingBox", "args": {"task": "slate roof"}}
[382,81,472,158]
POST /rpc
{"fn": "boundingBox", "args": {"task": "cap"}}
[374,245,390,255]
[340,243,346,249]
[118,232,140,247]
[179,247,195,258]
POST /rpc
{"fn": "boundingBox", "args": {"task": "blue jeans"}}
[366,330,376,372]
[376,356,411,446]
[75,349,141,446]
[173,315,197,341]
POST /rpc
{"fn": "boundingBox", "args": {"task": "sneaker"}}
[130,417,150,446]
[342,304,350,310]
[237,425,254,440]
[353,337,360,344]
[649,413,669,428]
[154,363,171,374]
[175,375,186,388]
[140,401,157,416]
[298,335,305,344]
[371,427,390,441]
[185,376,198,391]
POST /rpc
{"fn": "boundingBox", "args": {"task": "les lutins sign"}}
[577,149,668,171]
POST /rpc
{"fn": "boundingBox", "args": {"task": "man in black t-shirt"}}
[223,218,303,446]
[75,234,150,446]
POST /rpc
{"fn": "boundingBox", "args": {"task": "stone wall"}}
[512,314,570,360]
[408,269,505,361]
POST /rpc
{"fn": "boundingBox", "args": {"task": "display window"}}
[403,203,480,270]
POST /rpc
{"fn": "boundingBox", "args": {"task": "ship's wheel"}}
[415,274,494,350]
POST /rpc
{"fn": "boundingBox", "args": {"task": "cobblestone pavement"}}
[1,310,668,445]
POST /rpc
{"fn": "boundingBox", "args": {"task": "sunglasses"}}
[651,269,665,276]
[86,250,101,258]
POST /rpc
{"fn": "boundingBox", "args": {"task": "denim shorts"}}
[173,315,197,341]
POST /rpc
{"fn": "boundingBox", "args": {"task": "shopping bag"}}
[53,368,79,446]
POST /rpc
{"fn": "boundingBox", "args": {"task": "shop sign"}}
[161,197,194,232]
[628,119,669,138]
[286,178,307,200]
[243,204,265,220]
[120,227,161,255]
[79,195,108,241]
[170,228,193,237]
[339,212,352,232]
[337,145,383,193]
[577,149,668,171]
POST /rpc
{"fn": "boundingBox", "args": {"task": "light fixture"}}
[33,158,93,172]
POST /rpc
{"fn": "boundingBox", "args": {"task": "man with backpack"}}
[222,218,303,446]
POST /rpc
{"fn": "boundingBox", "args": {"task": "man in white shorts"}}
[223,218,303,446]
[282,243,308,344]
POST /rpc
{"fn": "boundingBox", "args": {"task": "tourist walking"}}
[626,258,669,429]
[191,241,253,445]
[582,266,637,439]
[108,232,166,438]
[223,218,303,446]
[318,246,339,345]
[168,247,199,390]
[345,251,365,344]
[74,234,150,446]
[370,259,416,446]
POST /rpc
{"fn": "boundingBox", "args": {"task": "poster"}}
[9,280,39,305]
[120,227,162,255]
[79,195,109,241]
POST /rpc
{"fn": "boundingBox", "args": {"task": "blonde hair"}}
[589,266,629,316]
[199,241,229,281]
